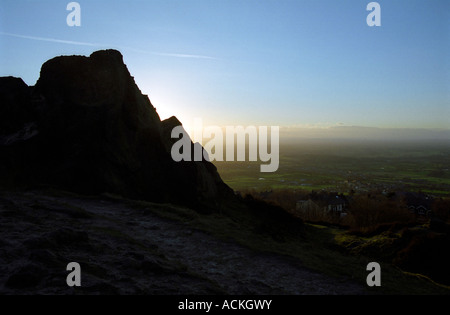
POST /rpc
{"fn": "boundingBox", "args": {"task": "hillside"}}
[0,189,366,295]
[2,189,449,295]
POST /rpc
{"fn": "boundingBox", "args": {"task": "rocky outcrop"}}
[0,49,233,212]
[0,77,34,135]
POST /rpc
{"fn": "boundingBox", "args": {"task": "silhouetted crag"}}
[0,49,233,212]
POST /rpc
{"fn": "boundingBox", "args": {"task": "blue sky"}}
[0,0,449,131]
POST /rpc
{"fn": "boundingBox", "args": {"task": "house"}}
[296,199,322,213]
[326,195,349,213]
[387,191,434,217]
[402,192,433,216]
[296,192,349,219]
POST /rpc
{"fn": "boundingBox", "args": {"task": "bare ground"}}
[0,190,366,295]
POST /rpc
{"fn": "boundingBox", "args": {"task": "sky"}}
[0,0,449,134]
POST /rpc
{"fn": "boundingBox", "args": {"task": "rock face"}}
[0,77,34,135]
[0,49,233,212]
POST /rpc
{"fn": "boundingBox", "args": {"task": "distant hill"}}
[0,49,233,212]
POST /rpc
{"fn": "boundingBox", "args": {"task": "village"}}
[294,190,434,221]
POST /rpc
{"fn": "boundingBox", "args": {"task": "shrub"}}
[346,193,414,232]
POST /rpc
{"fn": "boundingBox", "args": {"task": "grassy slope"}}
[111,193,450,295]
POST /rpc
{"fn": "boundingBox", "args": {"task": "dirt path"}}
[0,191,366,295]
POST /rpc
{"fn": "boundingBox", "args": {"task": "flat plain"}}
[214,140,450,197]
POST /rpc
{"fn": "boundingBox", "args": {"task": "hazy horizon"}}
[279,125,450,142]
[1,0,449,132]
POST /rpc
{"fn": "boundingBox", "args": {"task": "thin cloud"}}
[0,32,218,60]
[0,32,100,47]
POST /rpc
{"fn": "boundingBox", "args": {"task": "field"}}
[214,139,450,289]
[214,139,450,197]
